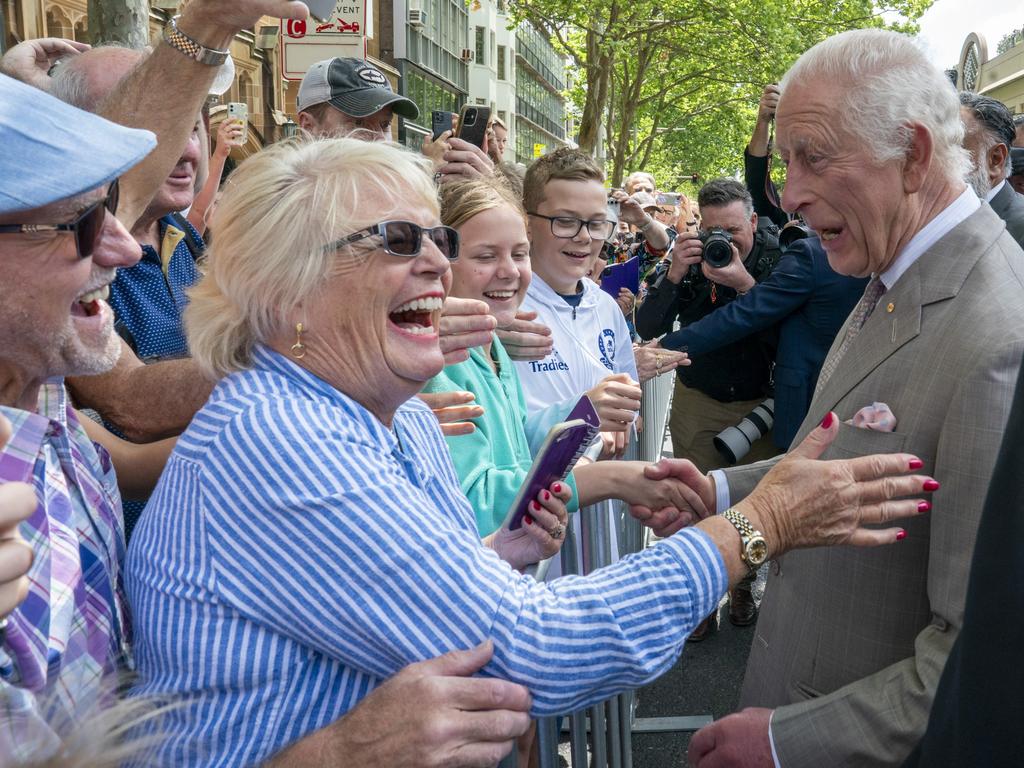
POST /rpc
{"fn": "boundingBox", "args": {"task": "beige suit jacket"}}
[723,206,1024,766]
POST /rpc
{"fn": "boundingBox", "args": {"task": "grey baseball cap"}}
[0,73,156,214]
[297,58,418,120]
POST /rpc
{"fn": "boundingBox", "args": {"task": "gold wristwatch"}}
[723,507,768,570]
[162,15,230,67]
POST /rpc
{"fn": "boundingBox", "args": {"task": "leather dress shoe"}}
[687,615,713,642]
[728,584,757,627]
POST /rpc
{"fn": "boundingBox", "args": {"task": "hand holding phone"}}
[227,102,248,143]
[432,110,454,141]
[456,105,491,150]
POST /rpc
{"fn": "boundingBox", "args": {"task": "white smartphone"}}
[227,102,248,144]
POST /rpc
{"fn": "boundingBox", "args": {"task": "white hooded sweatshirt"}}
[514,274,638,415]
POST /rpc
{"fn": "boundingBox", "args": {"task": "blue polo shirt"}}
[109,214,203,361]
[108,214,204,537]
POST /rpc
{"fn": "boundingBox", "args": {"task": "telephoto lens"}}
[714,398,775,463]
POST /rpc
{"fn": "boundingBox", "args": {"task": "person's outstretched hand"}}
[0,414,37,618]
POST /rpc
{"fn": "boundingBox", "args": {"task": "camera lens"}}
[702,237,732,268]
[714,399,775,464]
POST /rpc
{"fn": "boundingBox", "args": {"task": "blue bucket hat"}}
[0,73,157,214]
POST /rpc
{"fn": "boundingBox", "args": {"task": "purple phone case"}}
[505,397,599,531]
[600,256,640,298]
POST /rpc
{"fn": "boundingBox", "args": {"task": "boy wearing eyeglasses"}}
[513,148,642,457]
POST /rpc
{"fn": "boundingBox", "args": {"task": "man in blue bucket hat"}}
[0,71,156,758]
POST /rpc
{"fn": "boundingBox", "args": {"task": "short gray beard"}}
[966,163,992,198]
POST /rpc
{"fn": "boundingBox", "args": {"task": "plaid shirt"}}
[0,383,127,760]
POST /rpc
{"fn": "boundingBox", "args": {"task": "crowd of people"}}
[1,1,1024,766]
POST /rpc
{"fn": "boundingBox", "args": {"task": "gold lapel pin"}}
[886,302,895,313]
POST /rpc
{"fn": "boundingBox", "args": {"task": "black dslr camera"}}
[698,227,733,268]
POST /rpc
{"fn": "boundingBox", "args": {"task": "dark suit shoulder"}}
[989,184,1024,246]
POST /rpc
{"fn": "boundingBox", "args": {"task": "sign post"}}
[281,1,368,81]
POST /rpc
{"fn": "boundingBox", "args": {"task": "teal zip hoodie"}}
[423,335,579,537]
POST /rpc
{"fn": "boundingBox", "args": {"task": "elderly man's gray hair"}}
[959,91,1016,178]
[780,29,971,186]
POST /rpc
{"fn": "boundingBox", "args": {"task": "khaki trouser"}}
[668,378,781,473]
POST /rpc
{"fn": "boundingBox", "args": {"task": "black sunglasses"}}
[0,179,119,260]
[331,220,459,260]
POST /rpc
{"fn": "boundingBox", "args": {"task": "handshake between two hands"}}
[628,408,934,559]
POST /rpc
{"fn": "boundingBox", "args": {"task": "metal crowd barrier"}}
[515,369,711,768]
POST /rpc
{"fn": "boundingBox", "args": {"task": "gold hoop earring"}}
[291,322,306,359]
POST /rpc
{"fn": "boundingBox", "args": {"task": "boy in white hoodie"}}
[513,148,642,453]
[512,149,643,574]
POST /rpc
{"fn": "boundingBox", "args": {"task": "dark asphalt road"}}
[630,599,758,768]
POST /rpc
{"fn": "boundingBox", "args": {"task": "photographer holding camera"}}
[638,180,782,474]
[637,180,782,634]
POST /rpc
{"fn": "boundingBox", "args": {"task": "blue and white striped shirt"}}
[126,346,726,766]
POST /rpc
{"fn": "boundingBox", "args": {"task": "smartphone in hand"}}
[456,105,491,150]
[227,102,248,143]
[431,110,454,141]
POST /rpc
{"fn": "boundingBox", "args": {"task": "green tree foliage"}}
[997,28,1023,56]
[509,0,933,187]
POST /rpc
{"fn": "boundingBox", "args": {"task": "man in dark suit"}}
[660,235,866,450]
[960,91,1024,246]
[902,364,1024,767]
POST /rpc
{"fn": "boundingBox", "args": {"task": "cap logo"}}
[358,67,387,86]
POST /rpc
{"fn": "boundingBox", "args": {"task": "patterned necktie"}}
[815,276,886,394]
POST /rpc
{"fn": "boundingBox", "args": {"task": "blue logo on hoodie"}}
[598,329,616,370]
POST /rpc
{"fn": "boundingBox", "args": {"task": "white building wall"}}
[467,0,517,162]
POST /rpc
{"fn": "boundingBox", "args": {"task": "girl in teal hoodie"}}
[424,178,707,560]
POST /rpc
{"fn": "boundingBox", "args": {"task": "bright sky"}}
[913,0,1023,70]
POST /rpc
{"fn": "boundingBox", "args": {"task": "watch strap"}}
[162,15,230,67]
[722,507,767,565]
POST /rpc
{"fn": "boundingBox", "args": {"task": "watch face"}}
[747,536,768,566]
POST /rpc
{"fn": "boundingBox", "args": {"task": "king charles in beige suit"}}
[686,30,1024,768]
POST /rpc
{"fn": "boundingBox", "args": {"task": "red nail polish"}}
[543,490,551,501]
[908,459,924,470]
[917,501,931,513]
[896,530,906,541]
[531,501,541,511]
[923,479,940,492]
[820,412,834,429]
[553,483,562,493]
[524,514,534,526]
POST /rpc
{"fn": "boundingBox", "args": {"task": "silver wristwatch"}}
[723,507,769,570]
[163,15,230,67]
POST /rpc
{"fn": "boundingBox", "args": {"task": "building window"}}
[476,98,487,105]
[475,26,486,65]
[497,0,506,12]
[497,45,507,80]
[498,110,507,124]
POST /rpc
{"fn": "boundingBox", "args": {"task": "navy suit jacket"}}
[660,237,867,448]
[989,181,1024,247]
[902,358,1024,767]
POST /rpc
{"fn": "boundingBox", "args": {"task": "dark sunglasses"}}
[0,179,119,260]
[331,220,459,260]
